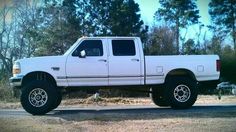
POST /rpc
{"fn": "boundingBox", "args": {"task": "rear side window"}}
[72,40,103,57]
[112,40,136,56]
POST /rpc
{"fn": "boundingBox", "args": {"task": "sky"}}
[135,0,212,41]
[0,0,213,42]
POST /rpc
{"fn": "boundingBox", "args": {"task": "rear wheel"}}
[167,77,198,109]
[150,87,169,107]
[21,80,58,115]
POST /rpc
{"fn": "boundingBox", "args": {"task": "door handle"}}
[131,58,139,62]
[98,59,107,62]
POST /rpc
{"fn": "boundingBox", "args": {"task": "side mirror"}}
[79,50,86,58]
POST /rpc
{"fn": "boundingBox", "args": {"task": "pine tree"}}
[209,0,236,51]
[155,0,200,54]
[90,0,148,39]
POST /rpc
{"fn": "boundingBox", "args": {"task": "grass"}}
[0,79,19,102]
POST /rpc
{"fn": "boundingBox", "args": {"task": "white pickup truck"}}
[10,37,220,115]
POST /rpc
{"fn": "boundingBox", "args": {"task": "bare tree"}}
[0,2,13,76]
[146,26,176,55]
[13,0,40,58]
[0,0,40,77]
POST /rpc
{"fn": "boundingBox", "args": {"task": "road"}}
[1,104,236,119]
[1,104,236,131]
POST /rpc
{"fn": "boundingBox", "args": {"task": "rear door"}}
[108,38,142,85]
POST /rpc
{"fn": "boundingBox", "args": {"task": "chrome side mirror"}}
[79,50,86,58]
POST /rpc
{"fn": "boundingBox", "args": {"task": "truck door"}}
[66,38,108,86]
[108,39,142,85]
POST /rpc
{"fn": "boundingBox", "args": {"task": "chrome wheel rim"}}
[28,88,48,107]
[173,84,191,102]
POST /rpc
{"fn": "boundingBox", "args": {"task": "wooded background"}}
[0,0,236,99]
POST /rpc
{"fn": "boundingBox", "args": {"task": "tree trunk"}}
[233,23,236,52]
[230,1,236,52]
[234,33,236,52]
[176,20,180,54]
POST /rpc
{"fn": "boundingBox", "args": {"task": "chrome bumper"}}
[9,76,23,88]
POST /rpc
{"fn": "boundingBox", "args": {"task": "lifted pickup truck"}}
[10,37,220,115]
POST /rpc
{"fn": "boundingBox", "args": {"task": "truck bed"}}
[145,55,220,84]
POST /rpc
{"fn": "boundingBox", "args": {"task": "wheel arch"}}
[165,68,196,83]
[22,71,57,87]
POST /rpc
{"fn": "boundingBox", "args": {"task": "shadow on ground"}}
[48,105,236,122]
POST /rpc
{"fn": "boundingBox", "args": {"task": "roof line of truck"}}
[81,36,139,39]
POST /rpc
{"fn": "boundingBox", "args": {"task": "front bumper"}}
[9,76,23,88]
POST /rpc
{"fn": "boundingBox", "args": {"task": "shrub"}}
[221,54,236,83]
[0,78,19,102]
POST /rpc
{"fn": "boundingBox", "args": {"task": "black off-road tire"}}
[51,90,62,110]
[167,77,198,109]
[21,80,58,115]
[150,87,169,107]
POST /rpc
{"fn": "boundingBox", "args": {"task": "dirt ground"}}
[0,95,236,132]
[1,95,236,109]
[1,116,236,132]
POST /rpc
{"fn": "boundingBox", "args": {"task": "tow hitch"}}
[217,82,236,99]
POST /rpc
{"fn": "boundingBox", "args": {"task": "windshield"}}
[63,38,82,56]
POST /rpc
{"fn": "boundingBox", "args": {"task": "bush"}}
[221,54,236,83]
[0,78,19,102]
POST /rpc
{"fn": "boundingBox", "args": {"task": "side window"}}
[112,40,136,56]
[72,40,103,57]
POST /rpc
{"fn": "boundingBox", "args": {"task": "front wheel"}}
[167,77,198,109]
[21,80,58,115]
[50,90,62,110]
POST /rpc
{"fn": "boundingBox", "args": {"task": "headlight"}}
[13,61,21,75]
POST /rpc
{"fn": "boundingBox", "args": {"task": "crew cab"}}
[9,37,220,115]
